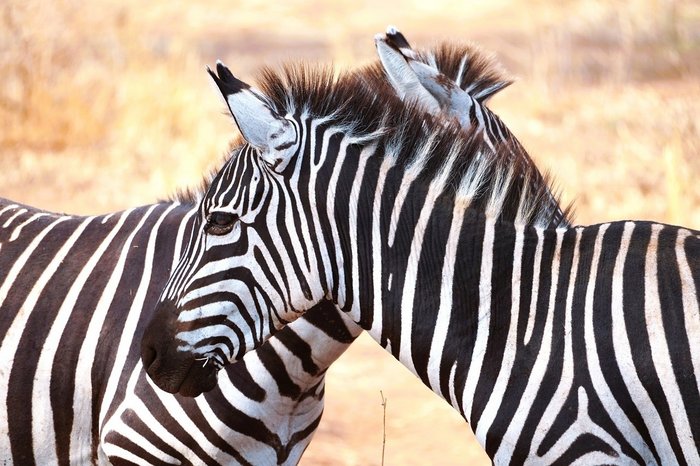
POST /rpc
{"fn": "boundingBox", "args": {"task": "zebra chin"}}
[141,302,220,397]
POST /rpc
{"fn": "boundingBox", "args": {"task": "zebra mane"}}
[262,62,572,227]
[173,44,572,227]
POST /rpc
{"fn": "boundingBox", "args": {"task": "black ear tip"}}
[385,28,411,51]
[208,61,250,95]
[206,65,218,81]
[215,60,234,81]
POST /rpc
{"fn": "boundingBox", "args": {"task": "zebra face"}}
[142,63,326,396]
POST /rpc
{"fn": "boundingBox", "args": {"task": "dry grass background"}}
[1,0,699,464]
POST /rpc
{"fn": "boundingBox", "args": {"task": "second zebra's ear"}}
[378,27,472,128]
[374,31,441,114]
[208,61,298,172]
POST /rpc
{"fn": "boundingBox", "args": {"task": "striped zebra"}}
[0,200,360,465]
[0,32,546,464]
[142,51,700,464]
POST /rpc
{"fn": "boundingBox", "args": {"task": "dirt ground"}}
[1,0,699,464]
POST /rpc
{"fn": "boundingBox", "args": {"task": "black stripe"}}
[256,345,301,399]
[622,222,672,463]
[470,221,516,427]
[656,226,700,458]
[411,188,455,386]
[507,227,558,462]
[105,412,187,465]
[274,326,320,375]
[445,210,486,412]
[520,228,576,457]
[549,432,619,465]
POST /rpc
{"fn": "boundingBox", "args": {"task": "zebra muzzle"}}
[141,301,220,397]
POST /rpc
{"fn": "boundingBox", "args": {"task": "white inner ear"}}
[375,38,440,113]
[264,118,298,172]
[408,60,473,128]
[226,89,298,172]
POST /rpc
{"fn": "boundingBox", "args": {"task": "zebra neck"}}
[333,177,570,417]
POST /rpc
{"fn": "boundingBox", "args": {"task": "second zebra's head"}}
[141,63,340,396]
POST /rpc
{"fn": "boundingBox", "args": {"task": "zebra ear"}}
[377,27,472,128]
[208,61,298,172]
[374,29,441,113]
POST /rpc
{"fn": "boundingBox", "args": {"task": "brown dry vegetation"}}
[1,0,699,464]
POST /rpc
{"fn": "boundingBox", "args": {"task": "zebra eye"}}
[205,211,237,236]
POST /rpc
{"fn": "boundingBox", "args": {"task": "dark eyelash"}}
[204,211,236,235]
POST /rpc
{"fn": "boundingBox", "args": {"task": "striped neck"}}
[327,153,566,419]
[331,165,698,463]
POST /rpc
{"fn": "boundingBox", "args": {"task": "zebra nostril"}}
[141,344,157,370]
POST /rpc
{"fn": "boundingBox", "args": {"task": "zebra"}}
[0,31,549,464]
[142,50,700,464]
[0,199,361,465]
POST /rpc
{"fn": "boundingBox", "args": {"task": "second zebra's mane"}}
[176,43,573,228]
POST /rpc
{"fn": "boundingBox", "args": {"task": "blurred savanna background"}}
[1,0,699,464]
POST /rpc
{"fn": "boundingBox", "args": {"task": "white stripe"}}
[255,177,304,317]
[523,228,544,344]
[396,187,445,372]
[27,216,96,462]
[172,208,197,269]
[346,144,376,322]
[103,443,178,465]
[10,212,51,241]
[548,387,631,464]
[425,202,468,399]
[386,171,415,248]
[494,229,563,463]
[32,211,135,462]
[676,230,700,399]
[474,223,525,442]
[102,416,180,464]
[0,204,19,222]
[461,219,496,419]
[2,208,27,228]
[528,228,581,458]
[288,119,324,302]
[448,361,459,411]
[67,205,156,459]
[397,141,461,373]
[168,225,207,303]
[368,157,394,340]
[121,395,192,462]
[454,54,468,87]
[326,138,350,307]
[645,225,698,464]
[101,356,156,450]
[0,216,69,457]
[309,121,335,294]
[98,205,180,429]
[596,222,658,463]
[146,374,239,463]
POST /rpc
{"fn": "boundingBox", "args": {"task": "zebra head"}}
[141,63,334,396]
